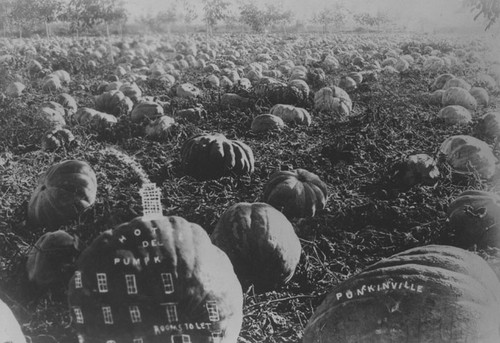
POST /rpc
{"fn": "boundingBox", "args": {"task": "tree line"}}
[0,0,498,38]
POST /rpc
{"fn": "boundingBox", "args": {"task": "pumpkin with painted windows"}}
[303,245,500,343]
[68,215,243,343]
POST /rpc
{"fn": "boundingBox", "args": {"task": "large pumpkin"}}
[68,215,243,343]
[476,111,500,139]
[251,114,285,133]
[0,298,25,343]
[439,135,497,179]
[180,134,254,180]
[27,160,97,228]
[211,202,301,291]
[303,245,500,343]
[448,190,500,248]
[437,105,472,125]
[442,87,477,111]
[72,107,118,129]
[130,101,164,123]
[262,169,328,218]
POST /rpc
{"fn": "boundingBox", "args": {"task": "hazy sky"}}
[125,0,481,30]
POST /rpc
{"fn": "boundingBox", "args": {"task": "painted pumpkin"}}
[68,215,243,343]
[314,86,353,118]
[0,298,25,343]
[270,104,311,126]
[251,114,285,133]
[26,230,82,287]
[211,202,301,291]
[180,134,254,180]
[442,87,477,111]
[448,190,500,248]
[303,245,500,343]
[27,160,97,228]
[440,135,497,179]
[130,101,164,123]
[95,90,133,116]
[72,108,117,129]
[437,105,472,125]
[262,169,328,218]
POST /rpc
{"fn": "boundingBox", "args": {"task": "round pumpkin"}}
[57,93,78,116]
[270,104,311,126]
[68,215,243,343]
[476,111,500,139]
[0,298,25,343]
[26,230,82,287]
[41,127,76,152]
[95,90,133,116]
[439,135,497,179]
[27,160,97,228]
[430,73,455,91]
[211,202,301,291]
[251,114,285,133]
[180,133,254,180]
[442,87,477,111]
[314,86,353,118]
[72,107,118,129]
[303,245,500,343]
[130,101,164,123]
[469,87,490,107]
[176,83,202,98]
[437,105,472,125]
[448,190,500,249]
[262,169,328,218]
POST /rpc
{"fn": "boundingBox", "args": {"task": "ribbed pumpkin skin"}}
[180,134,254,180]
[95,90,133,116]
[211,202,301,292]
[28,160,97,228]
[68,216,243,343]
[448,190,500,248]
[263,169,328,218]
[303,245,500,343]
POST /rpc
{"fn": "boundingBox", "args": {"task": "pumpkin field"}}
[1,27,500,343]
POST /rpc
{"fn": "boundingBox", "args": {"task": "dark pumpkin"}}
[262,169,328,218]
[180,133,254,180]
[211,202,301,292]
[27,160,97,228]
[95,90,133,116]
[448,190,500,248]
[68,215,243,343]
[303,245,500,343]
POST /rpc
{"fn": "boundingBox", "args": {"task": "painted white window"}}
[206,301,220,322]
[74,271,83,288]
[211,331,223,343]
[102,306,113,324]
[133,339,143,343]
[97,273,108,293]
[73,307,84,324]
[164,303,178,323]
[171,334,191,343]
[125,274,138,294]
[161,273,174,294]
[129,305,142,323]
